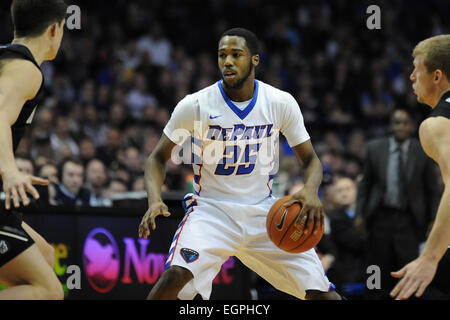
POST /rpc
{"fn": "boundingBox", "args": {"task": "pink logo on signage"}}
[83,228,120,293]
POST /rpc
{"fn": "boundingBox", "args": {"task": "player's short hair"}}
[413,34,450,79]
[11,0,68,38]
[220,28,259,56]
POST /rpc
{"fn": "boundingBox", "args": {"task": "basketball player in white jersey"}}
[139,28,342,300]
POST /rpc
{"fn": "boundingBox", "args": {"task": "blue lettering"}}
[265,124,274,137]
[236,143,261,175]
[241,126,254,140]
[207,125,221,140]
[231,124,245,140]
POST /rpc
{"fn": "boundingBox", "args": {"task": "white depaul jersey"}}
[163,80,310,204]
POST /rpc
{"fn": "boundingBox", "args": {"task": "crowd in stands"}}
[0,0,446,205]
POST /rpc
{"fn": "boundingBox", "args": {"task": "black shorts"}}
[0,210,35,268]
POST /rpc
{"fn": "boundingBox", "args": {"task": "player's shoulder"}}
[0,58,42,86]
[0,58,42,98]
[176,91,201,111]
[1,58,41,76]
[418,116,450,160]
[184,82,218,101]
[257,80,296,105]
[420,116,450,140]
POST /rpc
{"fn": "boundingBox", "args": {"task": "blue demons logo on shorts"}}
[180,248,199,263]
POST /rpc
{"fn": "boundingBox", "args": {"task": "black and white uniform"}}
[424,90,450,298]
[0,44,44,267]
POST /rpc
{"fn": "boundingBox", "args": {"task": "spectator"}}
[126,73,157,118]
[328,176,366,299]
[15,156,51,209]
[355,108,442,299]
[39,163,59,184]
[104,178,128,200]
[81,104,108,147]
[53,158,91,207]
[50,116,80,162]
[85,159,111,207]
[79,138,97,166]
[116,40,142,71]
[15,156,34,176]
[121,146,143,177]
[31,133,54,166]
[131,176,145,192]
[96,127,122,167]
[137,22,172,67]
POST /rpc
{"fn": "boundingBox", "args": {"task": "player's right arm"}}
[138,134,176,239]
[0,59,49,210]
[138,94,196,238]
[390,116,450,299]
[417,117,450,264]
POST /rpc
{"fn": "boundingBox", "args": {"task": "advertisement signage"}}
[22,208,252,300]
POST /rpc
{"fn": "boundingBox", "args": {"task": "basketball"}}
[266,196,324,253]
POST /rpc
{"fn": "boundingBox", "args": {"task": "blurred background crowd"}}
[1,0,449,299]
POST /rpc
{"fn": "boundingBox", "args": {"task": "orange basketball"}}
[266,196,324,253]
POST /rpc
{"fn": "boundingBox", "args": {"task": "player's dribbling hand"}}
[138,201,171,238]
[282,186,324,236]
[1,169,49,210]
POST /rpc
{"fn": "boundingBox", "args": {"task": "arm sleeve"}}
[279,93,310,147]
[163,94,197,145]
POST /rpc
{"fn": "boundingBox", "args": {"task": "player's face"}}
[218,36,255,89]
[410,55,436,106]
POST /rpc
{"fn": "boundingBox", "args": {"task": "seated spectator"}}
[126,73,157,118]
[96,127,122,167]
[85,159,111,207]
[16,156,35,176]
[38,163,59,184]
[104,178,128,200]
[131,176,145,192]
[50,116,80,162]
[79,138,97,166]
[327,176,366,299]
[52,158,91,207]
[121,146,143,177]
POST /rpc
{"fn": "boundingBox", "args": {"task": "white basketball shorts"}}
[164,193,334,300]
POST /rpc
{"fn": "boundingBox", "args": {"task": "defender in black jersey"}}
[0,0,67,299]
[391,35,450,300]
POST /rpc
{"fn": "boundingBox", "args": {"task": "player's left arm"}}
[278,92,324,235]
[391,117,450,299]
[284,140,324,235]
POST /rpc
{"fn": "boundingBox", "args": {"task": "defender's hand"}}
[390,256,438,300]
[1,170,49,210]
[138,201,171,239]
[282,186,324,235]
